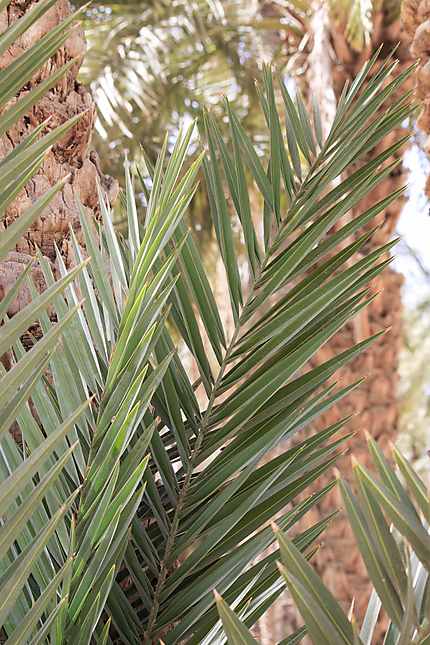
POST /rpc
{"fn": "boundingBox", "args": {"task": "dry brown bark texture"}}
[402,0,430,191]
[0,0,117,320]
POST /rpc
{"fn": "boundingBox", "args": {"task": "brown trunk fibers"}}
[301,4,411,621]
[402,1,430,194]
[0,0,117,320]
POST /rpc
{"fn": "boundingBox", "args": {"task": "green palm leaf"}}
[105,54,412,643]
[227,436,430,644]
[0,12,415,640]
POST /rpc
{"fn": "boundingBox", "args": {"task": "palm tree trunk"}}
[0,0,117,319]
[402,1,430,195]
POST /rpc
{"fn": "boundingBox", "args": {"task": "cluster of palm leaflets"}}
[0,18,200,639]
[216,438,430,645]
[0,5,415,642]
[0,0,109,642]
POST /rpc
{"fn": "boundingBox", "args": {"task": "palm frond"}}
[271,438,430,644]
[216,439,430,644]
[1,118,199,643]
[0,19,414,642]
[0,2,100,637]
[105,54,413,642]
[328,0,401,51]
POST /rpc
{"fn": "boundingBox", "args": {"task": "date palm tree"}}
[0,1,415,636]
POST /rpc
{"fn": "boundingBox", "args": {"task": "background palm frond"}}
[78,0,310,176]
[328,0,401,52]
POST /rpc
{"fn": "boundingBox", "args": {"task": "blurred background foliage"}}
[78,0,310,178]
[395,143,430,475]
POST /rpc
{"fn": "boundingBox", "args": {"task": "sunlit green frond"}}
[1,118,199,643]
[0,2,96,638]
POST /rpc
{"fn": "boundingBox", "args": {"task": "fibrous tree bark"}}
[402,1,430,192]
[0,0,117,320]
